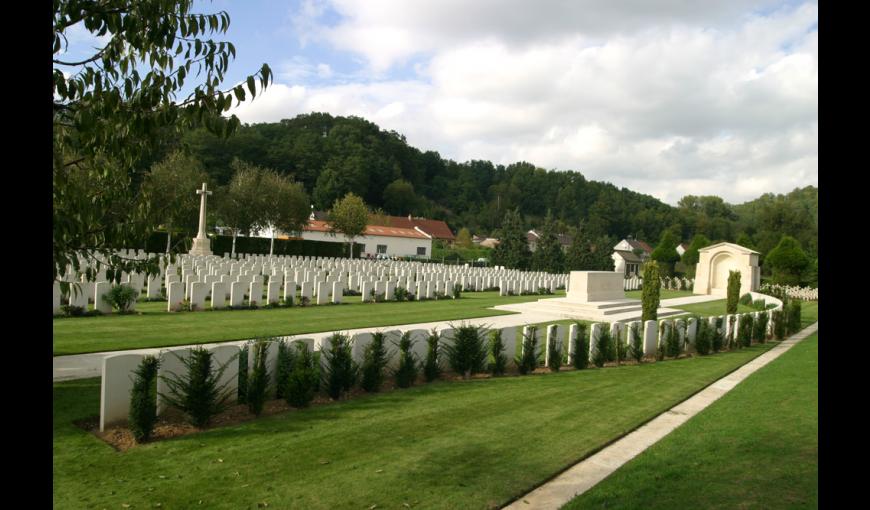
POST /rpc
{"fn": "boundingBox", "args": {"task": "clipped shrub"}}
[444,323,488,379]
[772,309,786,340]
[787,300,802,335]
[128,355,160,442]
[423,329,441,382]
[752,299,767,311]
[452,283,462,299]
[104,284,138,313]
[322,333,358,400]
[727,271,741,314]
[738,315,753,348]
[159,347,236,428]
[572,322,589,369]
[489,329,508,376]
[361,332,391,392]
[641,262,661,321]
[593,327,613,368]
[394,331,420,388]
[712,318,725,352]
[285,342,319,408]
[739,293,753,306]
[516,326,540,375]
[547,326,561,372]
[656,322,666,361]
[394,286,409,302]
[237,345,249,404]
[628,323,644,363]
[614,327,627,365]
[275,340,297,400]
[246,340,271,416]
[727,315,737,349]
[694,319,712,355]
[665,322,681,359]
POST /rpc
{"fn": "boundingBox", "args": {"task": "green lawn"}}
[54,343,776,510]
[625,289,695,300]
[674,299,758,317]
[53,291,563,356]
[564,331,818,510]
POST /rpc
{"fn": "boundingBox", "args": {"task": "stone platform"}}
[493,297,689,323]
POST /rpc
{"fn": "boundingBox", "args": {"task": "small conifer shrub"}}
[489,329,508,376]
[129,355,160,442]
[572,323,589,369]
[423,329,441,382]
[322,333,358,400]
[361,332,391,392]
[444,323,488,379]
[285,342,319,408]
[394,331,420,387]
[247,340,271,416]
[159,347,236,428]
[517,326,540,375]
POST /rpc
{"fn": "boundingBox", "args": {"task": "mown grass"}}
[674,299,758,317]
[54,343,776,510]
[53,291,562,356]
[563,331,818,510]
[624,289,695,300]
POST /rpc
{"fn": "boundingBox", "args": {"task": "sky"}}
[61,0,818,206]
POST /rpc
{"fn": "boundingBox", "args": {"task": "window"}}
[358,244,365,253]
[417,246,426,256]
[377,244,387,254]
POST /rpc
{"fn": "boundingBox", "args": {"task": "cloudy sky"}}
[63,0,818,205]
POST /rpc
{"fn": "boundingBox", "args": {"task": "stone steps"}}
[493,298,688,323]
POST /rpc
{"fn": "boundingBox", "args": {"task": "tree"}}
[490,208,531,270]
[53,0,272,282]
[651,230,681,276]
[565,229,596,270]
[531,211,565,273]
[455,228,473,249]
[641,261,661,322]
[140,151,209,253]
[726,270,741,314]
[329,193,369,259]
[681,234,711,278]
[764,236,810,285]
[215,159,268,257]
[735,232,754,249]
[382,179,417,216]
[260,171,311,255]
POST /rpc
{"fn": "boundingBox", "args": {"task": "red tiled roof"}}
[304,220,430,240]
[382,216,455,240]
[627,239,654,254]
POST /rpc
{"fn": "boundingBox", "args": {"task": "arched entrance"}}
[709,252,739,296]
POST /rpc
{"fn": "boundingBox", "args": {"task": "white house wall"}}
[299,230,432,259]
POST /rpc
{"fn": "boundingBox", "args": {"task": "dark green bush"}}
[727,315,737,349]
[516,326,540,375]
[665,322,681,358]
[787,300,802,334]
[546,326,561,372]
[129,355,160,442]
[237,345,249,404]
[727,271,741,314]
[614,326,627,365]
[489,329,508,376]
[62,304,86,316]
[275,340,297,400]
[739,293,753,306]
[247,340,271,416]
[572,323,589,369]
[628,323,643,362]
[752,299,767,311]
[423,329,441,382]
[444,324,488,379]
[712,317,725,352]
[695,319,712,355]
[361,332,391,392]
[104,284,139,312]
[285,342,319,408]
[158,347,236,428]
[593,327,613,367]
[753,313,769,343]
[738,315,753,348]
[394,287,409,301]
[641,262,661,321]
[394,331,419,388]
[322,333,358,400]
[772,309,786,339]
[452,283,462,299]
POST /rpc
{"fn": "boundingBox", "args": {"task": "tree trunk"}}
[232,230,238,257]
[349,239,354,259]
[270,234,275,256]
[165,230,172,254]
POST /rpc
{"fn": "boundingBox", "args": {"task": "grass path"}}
[54,344,776,509]
[563,331,818,509]
[53,291,560,356]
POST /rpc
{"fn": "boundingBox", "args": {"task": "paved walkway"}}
[502,321,819,510]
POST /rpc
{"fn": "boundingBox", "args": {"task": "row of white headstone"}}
[55,250,568,314]
[98,305,781,431]
[759,283,818,301]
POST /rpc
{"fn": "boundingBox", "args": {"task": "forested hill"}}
[174,112,817,259]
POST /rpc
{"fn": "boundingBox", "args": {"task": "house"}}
[269,219,433,259]
[376,214,455,243]
[611,237,654,276]
[526,230,573,253]
[479,238,500,249]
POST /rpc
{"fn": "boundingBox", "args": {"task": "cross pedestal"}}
[189,182,213,256]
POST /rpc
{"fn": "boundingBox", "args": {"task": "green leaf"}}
[247,76,256,97]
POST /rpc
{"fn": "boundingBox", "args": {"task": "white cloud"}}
[232,0,817,205]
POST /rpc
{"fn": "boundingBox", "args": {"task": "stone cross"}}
[195,182,212,239]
